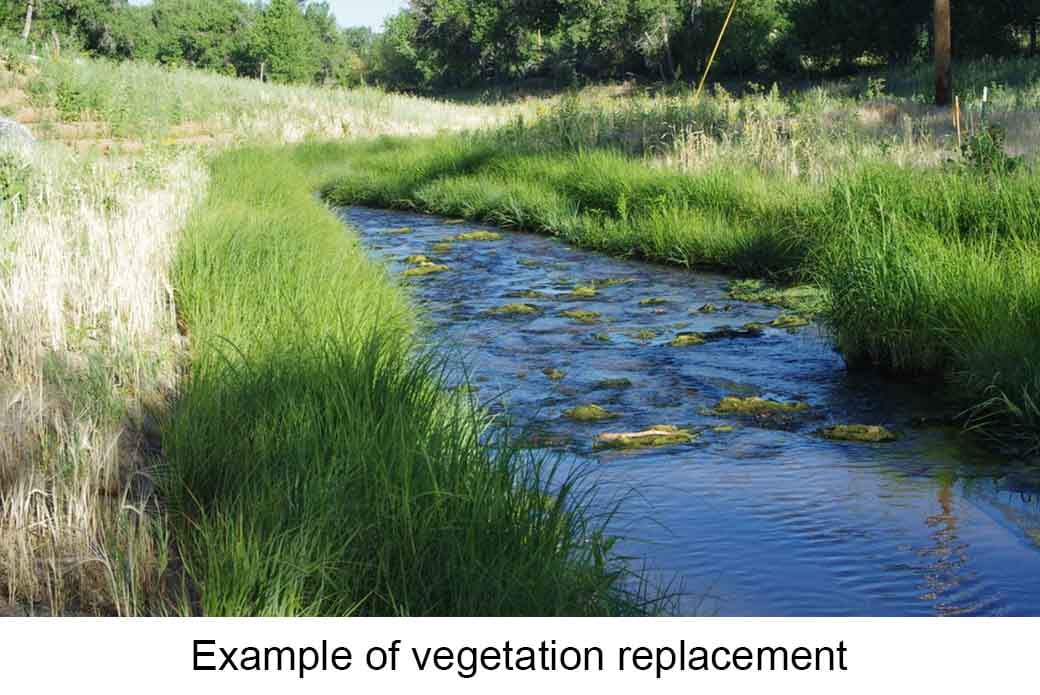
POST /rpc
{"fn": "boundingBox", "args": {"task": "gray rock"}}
[0,118,34,149]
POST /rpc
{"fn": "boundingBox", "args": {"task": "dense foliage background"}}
[5,1,1040,90]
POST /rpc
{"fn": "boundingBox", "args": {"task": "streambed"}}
[340,206,1040,616]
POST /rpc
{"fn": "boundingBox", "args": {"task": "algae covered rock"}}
[632,329,657,341]
[385,226,413,234]
[593,332,612,342]
[715,396,810,416]
[543,368,566,381]
[596,425,696,450]
[697,303,719,314]
[820,425,898,443]
[561,309,601,324]
[669,332,706,347]
[404,254,432,265]
[640,297,669,306]
[487,303,541,316]
[591,277,637,288]
[454,230,503,242]
[564,404,617,422]
[430,242,455,254]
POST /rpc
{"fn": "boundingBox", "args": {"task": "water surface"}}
[340,206,1040,616]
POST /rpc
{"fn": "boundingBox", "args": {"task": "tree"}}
[935,0,952,105]
[248,0,319,83]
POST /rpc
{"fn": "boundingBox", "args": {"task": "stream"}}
[339,206,1040,617]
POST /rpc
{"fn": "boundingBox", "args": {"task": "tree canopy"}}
[3,1,1039,90]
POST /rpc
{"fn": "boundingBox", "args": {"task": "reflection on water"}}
[339,206,1040,616]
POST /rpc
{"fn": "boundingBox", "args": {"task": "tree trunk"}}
[21,0,35,41]
[934,0,952,106]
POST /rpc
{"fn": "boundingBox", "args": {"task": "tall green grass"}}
[319,131,1040,451]
[164,146,647,615]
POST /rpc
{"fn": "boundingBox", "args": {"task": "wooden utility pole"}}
[21,1,36,41]
[934,0,952,106]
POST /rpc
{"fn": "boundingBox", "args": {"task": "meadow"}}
[2,39,1039,614]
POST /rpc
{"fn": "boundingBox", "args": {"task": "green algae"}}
[595,425,696,450]
[591,277,637,288]
[820,425,899,443]
[594,378,633,390]
[508,289,550,299]
[669,332,706,347]
[771,314,811,329]
[640,297,669,306]
[454,230,503,242]
[402,262,449,277]
[715,396,810,417]
[564,404,617,422]
[727,279,826,315]
[487,303,541,316]
[565,285,599,299]
[561,309,602,325]
[543,368,566,381]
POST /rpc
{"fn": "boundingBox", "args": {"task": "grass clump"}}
[164,147,645,616]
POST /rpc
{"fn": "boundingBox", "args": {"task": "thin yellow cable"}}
[694,0,739,102]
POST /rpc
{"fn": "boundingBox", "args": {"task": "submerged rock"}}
[430,242,455,254]
[561,309,601,324]
[543,368,566,381]
[640,297,669,306]
[593,332,612,342]
[594,378,633,390]
[518,258,541,267]
[712,425,736,433]
[454,230,503,242]
[669,332,706,347]
[697,303,719,314]
[592,277,637,288]
[631,329,657,341]
[820,425,898,443]
[596,425,696,450]
[385,226,413,234]
[508,289,550,299]
[564,404,617,422]
[487,303,541,316]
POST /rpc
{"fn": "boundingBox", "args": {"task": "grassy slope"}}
[319,133,1040,449]
[165,146,645,616]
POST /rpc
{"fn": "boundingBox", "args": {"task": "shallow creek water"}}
[340,206,1040,616]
